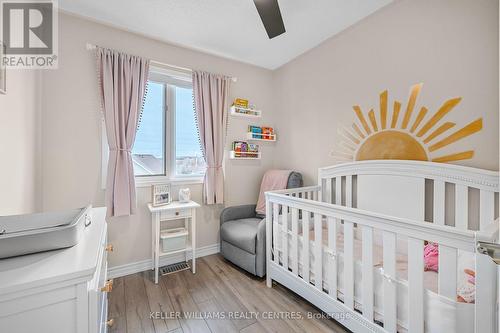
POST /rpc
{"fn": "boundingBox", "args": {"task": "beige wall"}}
[41,13,276,267]
[0,69,41,215]
[272,0,499,185]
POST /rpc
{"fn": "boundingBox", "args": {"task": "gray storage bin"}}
[0,205,92,259]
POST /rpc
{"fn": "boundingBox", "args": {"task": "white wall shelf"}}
[230,105,262,118]
[246,132,276,142]
[229,151,261,160]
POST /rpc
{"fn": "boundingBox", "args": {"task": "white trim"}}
[135,175,170,188]
[167,84,175,178]
[168,177,204,185]
[149,65,192,85]
[135,176,203,187]
[107,243,219,279]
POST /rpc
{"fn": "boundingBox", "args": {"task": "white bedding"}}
[275,220,475,333]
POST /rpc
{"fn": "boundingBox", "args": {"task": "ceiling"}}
[59,0,393,69]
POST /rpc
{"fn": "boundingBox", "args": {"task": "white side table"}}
[148,200,200,284]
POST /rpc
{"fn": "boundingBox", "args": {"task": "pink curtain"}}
[97,47,150,217]
[192,70,230,204]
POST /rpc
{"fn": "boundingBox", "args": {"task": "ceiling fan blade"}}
[253,0,286,39]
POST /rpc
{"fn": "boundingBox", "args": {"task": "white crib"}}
[265,160,499,333]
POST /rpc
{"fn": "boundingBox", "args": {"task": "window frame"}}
[101,65,205,189]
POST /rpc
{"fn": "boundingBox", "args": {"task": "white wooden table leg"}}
[151,212,155,270]
[192,208,196,274]
[154,213,160,284]
[184,217,188,263]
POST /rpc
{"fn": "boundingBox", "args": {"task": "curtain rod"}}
[86,43,237,82]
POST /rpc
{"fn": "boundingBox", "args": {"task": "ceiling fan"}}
[253,0,286,39]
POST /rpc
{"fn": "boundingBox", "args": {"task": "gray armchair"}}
[220,172,303,277]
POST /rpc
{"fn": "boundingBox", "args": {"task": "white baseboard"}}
[107,243,220,279]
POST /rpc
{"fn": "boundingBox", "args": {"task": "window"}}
[104,66,206,186]
[132,81,165,176]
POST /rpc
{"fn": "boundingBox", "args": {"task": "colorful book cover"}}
[248,143,259,152]
[241,142,248,156]
[262,127,274,140]
[232,141,245,153]
[233,141,260,157]
[234,98,249,108]
[249,125,262,138]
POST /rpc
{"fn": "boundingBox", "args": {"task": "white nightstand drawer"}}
[160,208,191,220]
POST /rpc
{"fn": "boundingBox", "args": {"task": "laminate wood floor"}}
[108,254,350,333]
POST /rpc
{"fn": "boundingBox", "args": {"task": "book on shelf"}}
[233,107,259,116]
[248,143,259,153]
[248,125,262,138]
[261,127,274,140]
[234,98,249,108]
[231,140,260,158]
[247,125,274,140]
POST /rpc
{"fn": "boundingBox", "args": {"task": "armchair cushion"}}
[220,217,262,254]
[220,204,257,225]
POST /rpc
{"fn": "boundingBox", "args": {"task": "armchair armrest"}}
[220,204,257,225]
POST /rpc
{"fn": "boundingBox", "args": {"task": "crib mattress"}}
[310,226,440,293]
[276,220,474,333]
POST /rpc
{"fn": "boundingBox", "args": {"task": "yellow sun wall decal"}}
[332,84,482,163]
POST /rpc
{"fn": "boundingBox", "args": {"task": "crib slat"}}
[433,180,445,225]
[438,245,457,298]
[320,179,326,202]
[345,176,352,207]
[314,213,323,291]
[382,231,397,333]
[302,210,310,284]
[479,189,495,230]
[335,177,342,205]
[330,178,335,204]
[344,221,354,309]
[361,226,374,321]
[408,237,424,333]
[322,178,331,203]
[327,217,337,299]
[455,184,468,229]
[475,251,497,333]
[273,203,280,265]
[291,208,299,275]
[282,205,289,270]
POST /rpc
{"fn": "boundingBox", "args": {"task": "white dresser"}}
[0,207,111,333]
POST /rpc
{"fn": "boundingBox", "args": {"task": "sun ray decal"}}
[332,84,483,164]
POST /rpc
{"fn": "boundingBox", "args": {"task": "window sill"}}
[135,176,204,188]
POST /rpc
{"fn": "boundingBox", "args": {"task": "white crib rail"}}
[268,193,485,250]
[265,190,499,333]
